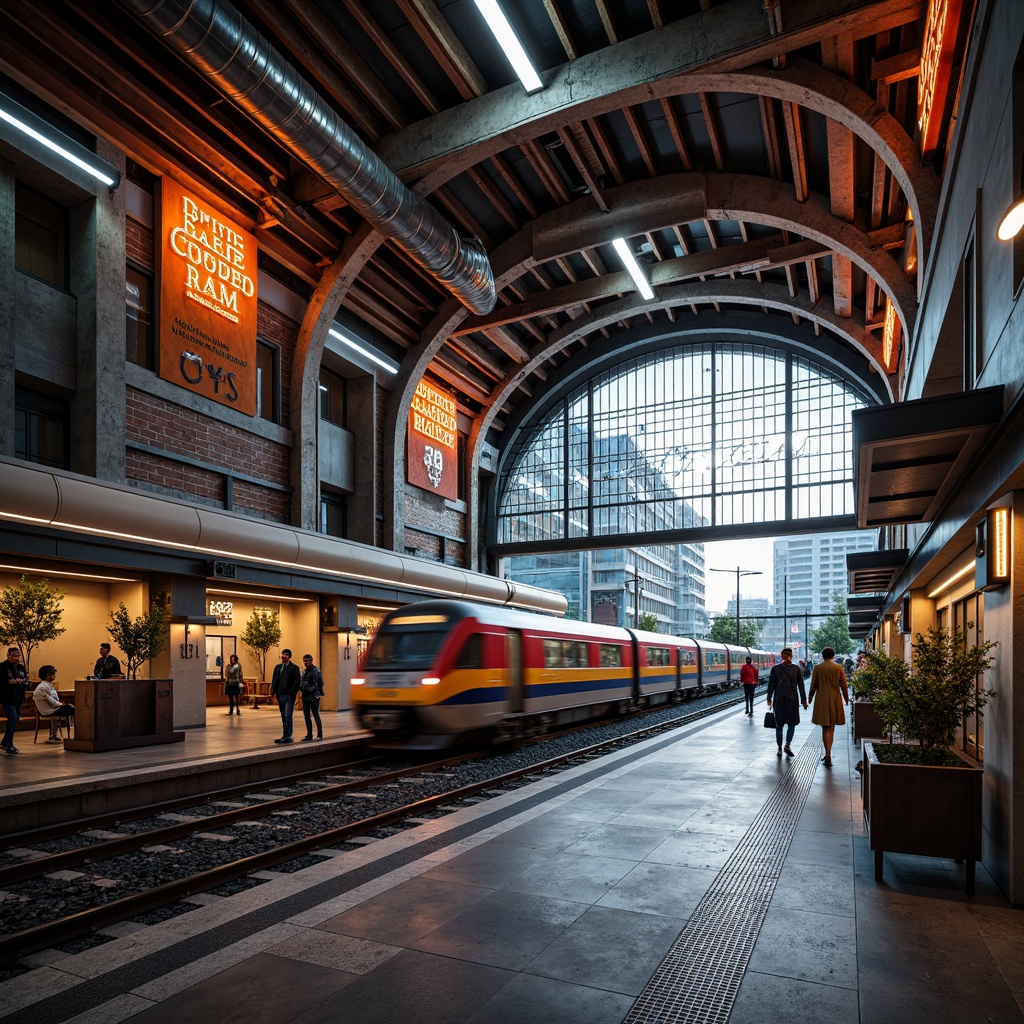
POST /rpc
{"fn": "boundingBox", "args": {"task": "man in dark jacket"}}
[270,648,302,744]
[766,647,807,758]
[0,647,29,754]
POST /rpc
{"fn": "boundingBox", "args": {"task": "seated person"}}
[94,643,122,678]
[33,665,75,742]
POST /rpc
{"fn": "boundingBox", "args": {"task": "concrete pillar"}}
[320,596,359,711]
[150,575,208,730]
[347,376,379,546]
[69,139,126,481]
[0,159,14,455]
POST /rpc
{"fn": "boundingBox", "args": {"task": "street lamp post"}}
[710,566,764,645]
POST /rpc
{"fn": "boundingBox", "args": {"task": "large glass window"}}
[15,183,67,288]
[497,343,871,548]
[320,492,346,538]
[15,387,69,469]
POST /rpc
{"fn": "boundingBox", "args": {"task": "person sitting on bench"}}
[33,665,75,742]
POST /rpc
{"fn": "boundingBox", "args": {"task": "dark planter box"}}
[864,741,983,894]
[851,699,886,743]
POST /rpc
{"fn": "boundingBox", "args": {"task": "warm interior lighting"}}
[206,587,312,603]
[0,99,120,187]
[612,238,654,300]
[997,194,1024,240]
[328,327,398,374]
[927,561,975,598]
[472,0,543,93]
[390,614,449,625]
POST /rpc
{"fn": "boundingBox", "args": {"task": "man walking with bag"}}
[766,647,807,758]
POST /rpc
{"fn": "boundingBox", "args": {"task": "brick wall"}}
[125,387,291,522]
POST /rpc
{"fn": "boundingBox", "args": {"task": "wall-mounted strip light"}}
[0,563,136,583]
[0,92,120,188]
[472,0,543,94]
[612,238,655,300]
[328,327,399,375]
[206,587,312,603]
[926,561,975,599]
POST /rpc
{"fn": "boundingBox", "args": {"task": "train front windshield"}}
[365,627,449,671]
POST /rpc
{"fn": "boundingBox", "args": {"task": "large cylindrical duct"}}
[121,0,496,315]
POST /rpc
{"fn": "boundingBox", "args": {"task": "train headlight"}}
[421,677,440,686]
[351,677,365,686]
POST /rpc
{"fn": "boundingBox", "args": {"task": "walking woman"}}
[808,647,849,768]
[225,653,244,716]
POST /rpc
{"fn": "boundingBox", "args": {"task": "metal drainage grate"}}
[623,741,821,1024]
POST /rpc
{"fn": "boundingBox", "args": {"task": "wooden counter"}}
[64,678,184,752]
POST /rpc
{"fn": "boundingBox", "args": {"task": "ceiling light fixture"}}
[0,563,136,583]
[328,327,399,375]
[612,237,655,300]
[926,561,974,599]
[472,0,544,94]
[0,93,120,188]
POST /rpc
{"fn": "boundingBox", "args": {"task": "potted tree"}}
[0,575,66,679]
[863,625,996,893]
[241,608,281,709]
[849,655,888,744]
[106,602,170,678]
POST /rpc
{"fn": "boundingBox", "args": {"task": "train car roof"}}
[380,599,631,641]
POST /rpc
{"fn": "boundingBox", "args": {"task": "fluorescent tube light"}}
[612,238,655,300]
[328,327,399,374]
[472,0,544,94]
[0,98,120,188]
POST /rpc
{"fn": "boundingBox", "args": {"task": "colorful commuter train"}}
[351,600,774,748]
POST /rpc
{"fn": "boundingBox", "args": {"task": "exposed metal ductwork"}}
[120,0,496,316]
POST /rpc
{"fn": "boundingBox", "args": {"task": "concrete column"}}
[149,575,208,730]
[70,140,126,481]
[346,376,379,545]
[0,159,14,455]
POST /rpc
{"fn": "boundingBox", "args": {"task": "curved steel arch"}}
[385,58,937,273]
[467,311,885,566]
[487,338,870,558]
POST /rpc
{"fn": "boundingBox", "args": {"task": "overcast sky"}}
[703,537,778,613]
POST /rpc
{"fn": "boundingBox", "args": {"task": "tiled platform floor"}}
[1,700,1022,1024]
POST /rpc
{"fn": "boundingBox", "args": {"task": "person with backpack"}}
[299,653,325,741]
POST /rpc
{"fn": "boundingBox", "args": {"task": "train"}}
[350,600,775,748]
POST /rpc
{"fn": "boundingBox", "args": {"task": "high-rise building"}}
[773,531,876,655]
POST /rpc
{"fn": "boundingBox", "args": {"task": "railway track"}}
[0,685,760,967]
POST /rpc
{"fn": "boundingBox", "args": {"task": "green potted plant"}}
[849,651,894,744]
[863,624,996,893]
[106,602,170,679]
[241,608,281,709]
[0,575,66,679]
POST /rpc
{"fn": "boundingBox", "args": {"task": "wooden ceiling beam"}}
[341,0,440,113]
[542,0,577,60]
[556,127,608,211]
[660,97,695,172]
[490,153,538,219]
[622,105,658,177]
[275,0,408,130]
[698,93,726,171]
[396,0,487,100]
[595,0,619,44]
[781,101,809,202]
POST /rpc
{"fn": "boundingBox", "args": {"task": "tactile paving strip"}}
[623,741,821,1024]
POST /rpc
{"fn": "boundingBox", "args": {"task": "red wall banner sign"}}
[158,177,258,415]
[407,380,458,500]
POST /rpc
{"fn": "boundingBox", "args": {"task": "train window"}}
[647,647,670,666]
[453,634,483,669]
[680,650,696,666]
[365,628,448,670]
[543,639,589,668]
[599,644,622,667]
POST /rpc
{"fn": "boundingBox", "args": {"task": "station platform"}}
[1,700,1023,1024]
[0,708,369,835]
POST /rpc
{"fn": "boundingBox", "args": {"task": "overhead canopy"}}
[847,549,909,595]
[853,388,1003,529]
